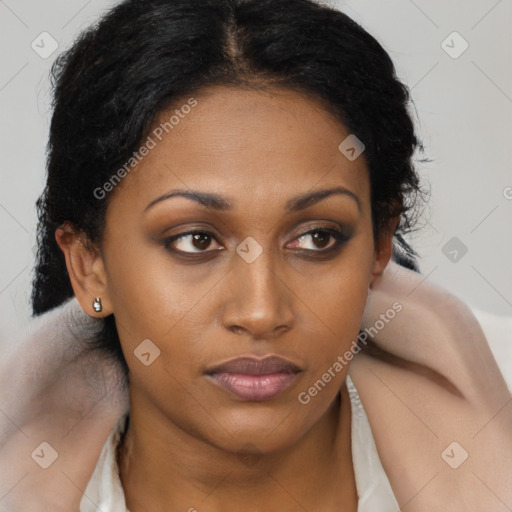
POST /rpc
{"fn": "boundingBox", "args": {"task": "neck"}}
[118,381,357,512]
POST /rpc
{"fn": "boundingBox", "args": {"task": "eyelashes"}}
[162,226,351,259]
[285,227,349,254]
[164,230,222,255]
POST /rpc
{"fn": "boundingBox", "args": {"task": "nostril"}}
[230,325,244,335]
[275,325,290,335]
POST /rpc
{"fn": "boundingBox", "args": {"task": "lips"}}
[205,355,302,401]
[206,355,302,375]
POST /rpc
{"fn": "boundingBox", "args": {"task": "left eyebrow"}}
[285,186,361,213]
[143,186,361,213]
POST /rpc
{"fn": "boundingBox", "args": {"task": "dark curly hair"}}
[32,0,425,370]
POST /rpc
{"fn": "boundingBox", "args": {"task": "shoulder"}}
[348,262,512,511]
[80,414,129,512]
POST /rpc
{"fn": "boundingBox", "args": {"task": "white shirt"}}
[79,376,399,512]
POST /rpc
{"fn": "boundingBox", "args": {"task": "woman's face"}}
[80,86,392,453]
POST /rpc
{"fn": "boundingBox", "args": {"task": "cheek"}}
[104,241,213,420]
[305,267,370,368]
[103,233,210,336]
[308,240,375,363]
[292,257,372,417]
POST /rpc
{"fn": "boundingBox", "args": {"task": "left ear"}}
[370,215,400,288]
[55,224,113,317]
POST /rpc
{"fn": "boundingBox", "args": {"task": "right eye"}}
[163,230,223,255]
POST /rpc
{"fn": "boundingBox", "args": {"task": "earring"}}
[93,297,103,313]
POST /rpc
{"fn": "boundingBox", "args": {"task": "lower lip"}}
[208,372,298,401]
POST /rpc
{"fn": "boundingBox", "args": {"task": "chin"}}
[208,408,309,455]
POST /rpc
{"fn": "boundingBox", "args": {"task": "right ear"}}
[55,224,113,317]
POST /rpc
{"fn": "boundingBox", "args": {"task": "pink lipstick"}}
[205,355,302,401]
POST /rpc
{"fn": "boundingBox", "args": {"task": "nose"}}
[220,248,295,340]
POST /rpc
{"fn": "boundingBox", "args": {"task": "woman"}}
[1,0,510,510]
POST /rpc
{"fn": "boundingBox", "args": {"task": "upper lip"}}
[205,355,302,376]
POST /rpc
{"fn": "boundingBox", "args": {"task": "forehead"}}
[110,85,370,213]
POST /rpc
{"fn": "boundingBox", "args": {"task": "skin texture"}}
[56,85,395,511]
[54,85,512,512]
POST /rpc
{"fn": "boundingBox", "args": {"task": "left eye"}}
[287,228,344,251]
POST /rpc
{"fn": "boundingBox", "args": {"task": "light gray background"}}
[1,0,511,342]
